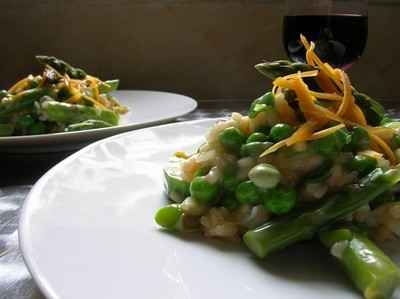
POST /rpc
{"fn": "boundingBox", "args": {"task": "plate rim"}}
[0,89,197,143]
[18,118,219,299]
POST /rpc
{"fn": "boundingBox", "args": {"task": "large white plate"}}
[0,90,197,153]
[19,119,400,299]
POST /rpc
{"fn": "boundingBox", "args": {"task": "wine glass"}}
[283,0,368,69]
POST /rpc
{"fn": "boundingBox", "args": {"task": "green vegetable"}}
[65,119,113,132]
[0,88,47,117]
[370,192,396,209]
[0,124,14,136]
[39,99,119,125]
[269,123,294,142]
[392,133,400,148]
[248,163,281,189]
[218,127,246,154]
[350,127,370,150]
[349,155,378,177]
[236,181,260,204]
[164,157,190,203]
[243,166,400,258]
[190,176,219,204]
[263,186,297,215]
[312,128,351,156]
[320,228,400,299]
[15,114,35,130]
[29,122,47,135]
[240,142,272,158]
[0,90,10,100]
[353,91,386,126]
[36,55,87,79]
[155,204,182,230]
[247,132,269,144]
[255,60,317,80]
[249,92,274,118]
[98,80,120,94]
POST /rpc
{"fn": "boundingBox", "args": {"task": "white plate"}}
[19,119,400,299]
[0,90,197,153]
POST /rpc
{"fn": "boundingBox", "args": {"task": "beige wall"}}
[1,1,399,101]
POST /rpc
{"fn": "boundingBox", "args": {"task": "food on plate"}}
[0,56,127,136]
[155,35,400,299]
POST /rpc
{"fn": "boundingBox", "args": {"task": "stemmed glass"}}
[283,0,368,69]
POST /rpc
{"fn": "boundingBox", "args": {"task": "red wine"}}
[283,15,368,69]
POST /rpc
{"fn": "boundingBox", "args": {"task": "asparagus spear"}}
[64,119,113,132]
[98,80,120,94]
[39,98,119,125]
[320,227,400,299]
[0,88,47,117]
[36,55,87,79]
[243,167,400,258]
[164,157,191,203]
[255,60,317,80]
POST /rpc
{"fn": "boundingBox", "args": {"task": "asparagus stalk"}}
[39,98,119,125]
[36,55,87,79]
[243,167,400,258]
[64,119,113,132]
[0,88,47,117]
[255,60,317,80]
[320,227,400,299]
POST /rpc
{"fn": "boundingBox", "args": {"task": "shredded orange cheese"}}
[260,35,396,164]
[336,70,353,116]
[261,121,317,157]
[308,124,345,140]
[369,133,397,164]
[310,91,342,101]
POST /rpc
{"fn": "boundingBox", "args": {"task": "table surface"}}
[1,99,400,299]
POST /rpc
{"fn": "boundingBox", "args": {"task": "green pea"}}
[16,114,35,129]
[236,181,260,204]
[263,186,297,215]
[270,123,294,142]
[190,176,219,204]
[248,92,275,118]
[219,127,246,153]
[248,163,281,189]
[260,92,275,106]
[247,132,269,144]
[28,122,47,135]
[312,128,351,156]
[240,142,272,158]
[349,155,377,177]
[350,127,369,150]
[154,204,182,229]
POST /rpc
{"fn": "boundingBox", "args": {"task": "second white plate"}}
[0,90,197,153]
[19,119,400,299]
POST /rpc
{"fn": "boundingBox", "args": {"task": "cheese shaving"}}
[369,132,397,164]
[308,124,345,140]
